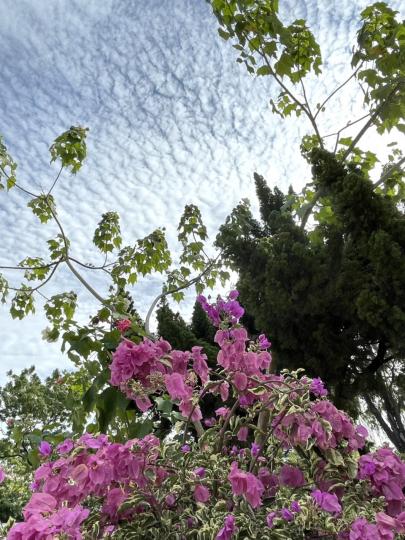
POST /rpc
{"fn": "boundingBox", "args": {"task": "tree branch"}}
[313,63,363,120]
[144,255,220,336]
[341,84,400,162]
[374,157,405,189]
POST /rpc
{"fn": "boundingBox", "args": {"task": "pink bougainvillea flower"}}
[38,441,52,457]
[165,373,191,401]
[0,466,5,484]
[266,511,277,528]
[258,334,271,349]
[56,439,74,455]
[116,319,131,333]
[237,427,249,441]
[280,465,305,488]
[310,377,328,397]
[312,489,342,514]
[217,514,236,540]
[194,484,210,503]
[281,508,294,521]
[194,467,206,478]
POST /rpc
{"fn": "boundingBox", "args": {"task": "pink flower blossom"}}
[237,427,249,441]
[116,319,131,333]
[217,515,236,540]
[312,489,342,514]
[280,465,305,488]
[0,467,5,484]
[38,441,52,457]
[194,484,210,503]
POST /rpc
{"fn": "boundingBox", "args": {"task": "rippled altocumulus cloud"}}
[0,0,402,380]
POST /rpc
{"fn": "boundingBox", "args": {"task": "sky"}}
[0,0,403,381]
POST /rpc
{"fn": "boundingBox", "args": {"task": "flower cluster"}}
[7,292,405,539]
[359,447,405,516]
[8,433,164,538]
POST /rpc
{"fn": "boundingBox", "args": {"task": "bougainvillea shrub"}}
[6,293,405,539]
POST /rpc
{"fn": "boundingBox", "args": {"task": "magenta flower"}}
[38,441,52,457]
[194,484,210,503]
[312,489,342,514]
[194,467,206,478]
[165,373,190,400]
[233,371,248,391]
[251,442,261,458]
[215,407,230,418]
[281,508,294,522]
[258,334,271,349]
[266,511,277,528]
[181,444,191,453]
[291,500,301,513]
[237,426,249,441]
[116,319,131,333]
[165,493,176,507]
[0,466,5,484]
[228,462,264,508]
[56,439,74,455]
[217,514,236,540]
[228,290,239,300]
[310,377,328,397]
[280,465,305,488]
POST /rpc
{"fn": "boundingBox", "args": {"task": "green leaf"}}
[49,126,89,173]
[47,234,69,261]
[256,65,272,76]
[27,194,56,224]
[44,292,77,327]
[0,274,9,303]
[0,135,17,191]
[10,286,35,319]
[128,419,154,438]
[93,212,122,253]
[18,257,51,282]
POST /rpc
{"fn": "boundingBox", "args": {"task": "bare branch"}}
[144,256,220,336]
[313,63,363,120]
[374,157,405,189]
[341,84,400,162]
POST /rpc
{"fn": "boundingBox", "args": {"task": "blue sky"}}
[0,0,403,380]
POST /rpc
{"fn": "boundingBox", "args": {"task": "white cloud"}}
[0,0,403,380]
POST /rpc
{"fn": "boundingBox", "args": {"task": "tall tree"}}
[210,0,405,449]
[217,155,405,450]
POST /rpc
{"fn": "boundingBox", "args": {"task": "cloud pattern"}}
[0,0,403,379]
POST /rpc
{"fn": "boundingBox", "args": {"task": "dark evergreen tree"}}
[216,150,405,451]
[191,300,216,343]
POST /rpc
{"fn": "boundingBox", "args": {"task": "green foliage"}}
[210,0,321,120]
[93,211,122,253]
[10,286,35,320]
[27,194,55,223]
[216,153,405,450]
[353,3,405,133]
[17,257,51,282]
[0,135,17,190]
[0,367,87,520]
[47,233,69,261]
[111,228,171,288]
[211,0,321,82]
[49,126,88,173]
[44,291,77,332]
[0,274,9,303]
[178,204,208,272]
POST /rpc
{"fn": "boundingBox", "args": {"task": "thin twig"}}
[313,63,363,120]
[144,255,220,336]
[374,157,405,189]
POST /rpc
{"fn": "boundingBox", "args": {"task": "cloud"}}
[0,0,403,380]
